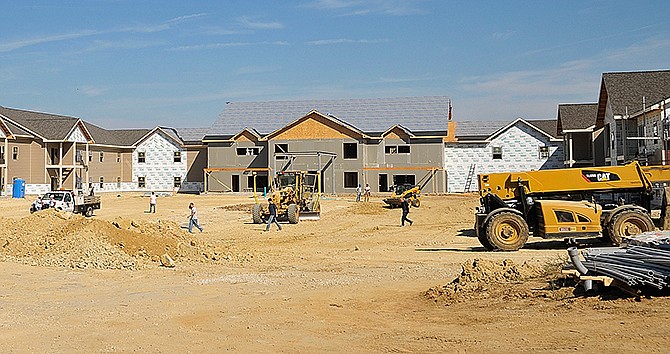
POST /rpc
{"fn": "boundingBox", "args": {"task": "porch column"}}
[568,134,574,167]
[59,142,63,189]
[3,138,8,195]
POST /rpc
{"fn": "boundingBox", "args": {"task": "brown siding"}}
[7,138,45,184]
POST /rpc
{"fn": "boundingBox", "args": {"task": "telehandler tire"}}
[485,212,529,251]
[252,204,263,224]
[477,224,494,250]
[411,197,420,207]
[607,210,654,245]
[287,204,299,224]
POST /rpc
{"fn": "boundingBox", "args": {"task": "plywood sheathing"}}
[271,112,361,140]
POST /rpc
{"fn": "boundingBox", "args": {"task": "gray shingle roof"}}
[597,70,670,126]
[527,119,561,139]
[453,120,512,139]
[173,127,208,143]
[207,96,451,138]
[0,106,80,140]
[558,103,597,132]
[83,122,149,146]
[453,118,561,140]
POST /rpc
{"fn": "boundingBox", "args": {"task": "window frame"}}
[138,152,146,163]
[343,171,358,189]
[138,176,146,188]
[174,176,182,188]
[539,146,550,159]
[236,147,260,156]
[98,176,104,189]
[99,151,104,163]
[174,151,182,163]
[12,146,18,160]
[492,146,503,160]
[343,142,358,159]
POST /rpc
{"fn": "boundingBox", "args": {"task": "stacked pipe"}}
[567,233,670,291]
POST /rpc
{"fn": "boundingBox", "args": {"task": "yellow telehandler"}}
[475,161,670,251]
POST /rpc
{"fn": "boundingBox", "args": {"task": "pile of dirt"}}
[218,203,257,212]
[347,202,385,215]
[424,258,562,305]
[0,210,250,270]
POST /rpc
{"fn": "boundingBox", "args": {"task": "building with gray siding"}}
[204,97,453,194]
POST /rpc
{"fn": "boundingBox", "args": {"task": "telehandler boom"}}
[475,161,670,251]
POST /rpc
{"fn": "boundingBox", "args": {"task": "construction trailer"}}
[475,161,670,251]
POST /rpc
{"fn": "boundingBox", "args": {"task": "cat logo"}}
[581,170,621,183]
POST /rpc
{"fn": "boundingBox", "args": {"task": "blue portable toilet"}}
[12,178,25,198]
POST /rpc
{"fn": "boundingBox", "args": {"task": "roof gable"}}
[265,111,366,140]
[382,125,414,141]
[487,118,561,142]
[597,70,670,127]
[232,128,261,142]
[0,106,80,140]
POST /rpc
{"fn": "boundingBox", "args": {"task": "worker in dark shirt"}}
[400,197,413,226]
[265,198,282,231]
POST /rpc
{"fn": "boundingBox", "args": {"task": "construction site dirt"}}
[0,194,668,352]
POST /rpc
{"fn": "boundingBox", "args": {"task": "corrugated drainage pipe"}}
[568,247,593,292]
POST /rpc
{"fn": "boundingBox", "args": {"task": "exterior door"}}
[232,175,240,192]
[379,174,388,192]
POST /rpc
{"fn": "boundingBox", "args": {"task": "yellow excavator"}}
[475,161,670,251]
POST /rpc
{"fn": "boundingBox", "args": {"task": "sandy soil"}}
[0,192,668,353]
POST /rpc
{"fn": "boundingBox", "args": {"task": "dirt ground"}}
[0,192,668,353]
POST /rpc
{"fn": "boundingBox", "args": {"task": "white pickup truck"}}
[30,190,101,217]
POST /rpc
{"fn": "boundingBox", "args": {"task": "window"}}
[0,146,4,160]
[138,152,146,163]
[117,152,121,163]
[116,176,121,188]
[343,143,357,159]
[174,151,182,163]
[344,172,358,188]
[539,146,549,159]
[555,210,574,223]
[385,145,410,154]
[99,151,104,163]
[393,174,416,186]
[236,147,260,156]
[174,176,182,188]
[492,147,502,160]
[76,150,83,163]
[577,214,590,223]
[138,176,146,188]
[275,144,288,153]
[12,146,18,160]
[89,152,92,162]
[99,176,104,189]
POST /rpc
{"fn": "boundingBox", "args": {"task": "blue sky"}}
[2,0,669,129]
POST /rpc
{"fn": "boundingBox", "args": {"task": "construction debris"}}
[565,232,670,293]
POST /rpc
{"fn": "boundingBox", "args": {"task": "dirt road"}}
[0,193,667,352]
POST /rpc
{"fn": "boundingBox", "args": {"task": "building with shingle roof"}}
[205,96,451,194]
[0,105,206,195]
[444,118,563,192]
[557,103,598,167]
[594,70,670,165]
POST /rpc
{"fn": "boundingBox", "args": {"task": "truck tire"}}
[477,223,494,250]
[85,206,93,217]
[252,204,263,224]
[485,212,529,251]
[607,210,654,245]
[287,204,299,224]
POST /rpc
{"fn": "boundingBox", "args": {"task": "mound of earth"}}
[424,258,567,305]
[347,202,385,215]
[218,203,257,212]
[0,209,247,270]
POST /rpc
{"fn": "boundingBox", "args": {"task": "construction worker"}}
[400,196,413,226]
[364,183,371,202]
[149,192,157,213]
[188,202,204,233]
[356,184,362,202]
[265,198,282,231]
